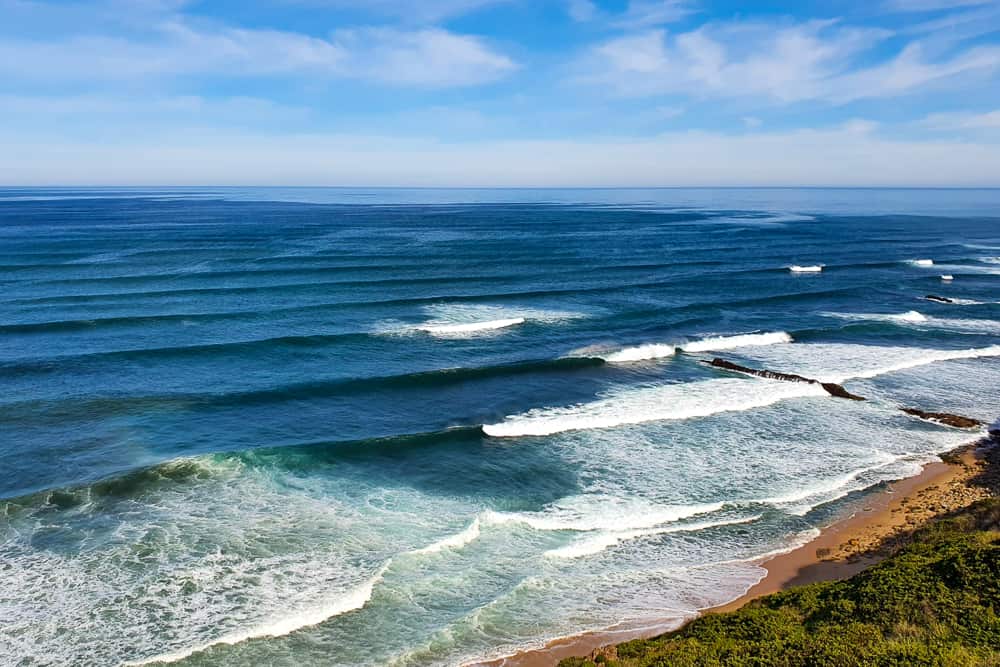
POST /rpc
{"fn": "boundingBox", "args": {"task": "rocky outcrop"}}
[706,358,867,401]
[901,408,982,429]
[924,295,954,304]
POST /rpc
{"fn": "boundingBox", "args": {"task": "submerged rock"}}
[706,358,867,401]
[901,408,982,429]
[924,294,955,304]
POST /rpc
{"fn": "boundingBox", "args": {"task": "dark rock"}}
[924,295,954,304]
[901,408,982,429]
[706,358,867,401]
[821,382,867,401]
[707,358,814,384]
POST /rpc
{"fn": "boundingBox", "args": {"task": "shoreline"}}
[475,438,992,667]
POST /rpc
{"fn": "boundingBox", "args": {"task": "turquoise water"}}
[2,187,999,666]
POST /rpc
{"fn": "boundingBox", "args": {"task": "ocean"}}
[2,187,999,666]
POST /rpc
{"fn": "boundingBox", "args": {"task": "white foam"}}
[680,332,794,353]
[825,311,1000,334]
[417,318,525,335]
[737,342,1000,384]
[412,518,482,554]
[894,310,929,323]
[405,304,583,338]
[789,265,823,273]
[482,379,828,438]
[128,562,390,665]
[483,497,726,533]
[910,259,935,266]
[712,528,823,568]
[544,515,762,559]
[941,275,954,281]
[597,332,792,364]
[756,452,904,515]
[602,343,678,363]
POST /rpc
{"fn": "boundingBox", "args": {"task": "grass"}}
[560,498,1000,667]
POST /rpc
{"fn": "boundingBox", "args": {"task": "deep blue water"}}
[2,187,999,666]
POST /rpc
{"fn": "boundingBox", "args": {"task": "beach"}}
[488,432,1000,667]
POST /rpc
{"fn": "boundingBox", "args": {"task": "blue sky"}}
[2,0,999,186]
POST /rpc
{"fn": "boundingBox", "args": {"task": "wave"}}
[735,342,1000,385]
[602,343,678,363]
[486,341,1000,439]
[544,515,762,559]
[755,453,909,515]
[908,259,935,266]
[482,379,829,438]
[417,317,525,336]
[126,563,390,665]
[824,310,1000,334]
[711,528,823,568]
[598,332,792,363]
[1,357,605,423]
[394,304,584,338]
[788,265,823,273]
[412,518,482,555]
[681,332,793,353]
[483,497,727,533]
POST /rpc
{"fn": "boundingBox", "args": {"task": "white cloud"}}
[580,19,1000,103]
[567,0,599,22]
[615,0,697,28]
[920,109,1000,128]
[0,94,312,121]
[302,0,511,23]
[0,20,515,87]
[2,122,999,187]
[742,116,762,128]
[886,0,998,12]
[333,27,516,86]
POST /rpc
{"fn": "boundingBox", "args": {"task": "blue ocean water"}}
[1,187,999,666]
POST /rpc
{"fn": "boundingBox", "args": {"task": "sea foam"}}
[600,332,792,363]
[483,497,727,533]
[483,379,828,437]
[128,563,390,665]
[487,342,1000,438]
[544,515,762,559]
[417,318,525,335]
[825,311,1000,334]
[789,265,823,273]
[412,518,482,554]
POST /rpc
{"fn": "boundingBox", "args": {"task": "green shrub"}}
[560,499,1000,667]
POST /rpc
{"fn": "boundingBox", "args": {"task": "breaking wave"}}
[599,332,792,363]
[483,379,828,437]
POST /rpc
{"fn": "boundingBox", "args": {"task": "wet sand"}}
[475,441,993,667]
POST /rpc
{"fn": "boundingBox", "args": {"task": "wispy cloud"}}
[615,0,697,28]
[920,109,1000,128]
[4,121,999,187]
[0,19,516,87]
[578,19,1000,103]
[300,0,512,23]
[885,0,998,12]
[566,0,696,27]
[567,0,599,22]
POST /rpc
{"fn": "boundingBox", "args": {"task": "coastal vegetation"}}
[561,473,1000,666]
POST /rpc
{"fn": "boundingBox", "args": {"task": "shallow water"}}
[2,187,999,666]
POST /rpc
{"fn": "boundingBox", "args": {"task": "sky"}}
[2,0,1000,186]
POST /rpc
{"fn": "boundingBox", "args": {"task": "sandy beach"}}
[478,433,999,667]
